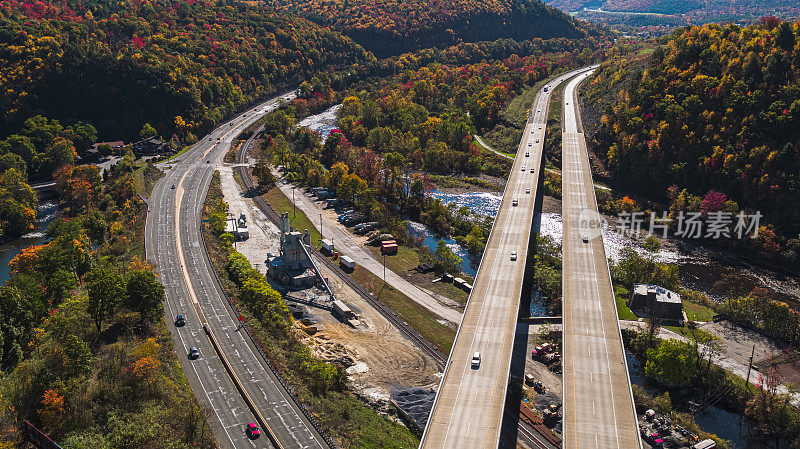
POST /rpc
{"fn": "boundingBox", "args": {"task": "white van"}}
[471,352,481,369]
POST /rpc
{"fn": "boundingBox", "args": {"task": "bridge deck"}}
[420,68,587,449]
[560,71,641,449]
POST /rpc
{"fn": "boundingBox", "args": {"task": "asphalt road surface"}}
[419,67,591,449]
[560,70,641,449]
[145,92,329,449]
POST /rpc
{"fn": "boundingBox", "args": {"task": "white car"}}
[511,251,517,261]
[471,352,481,369]
[527,142,532,147]
[512,198,518,206]
[521,166,526,172]
[525,152,529,157]
[526,188,531,194]
[582,234,589,243]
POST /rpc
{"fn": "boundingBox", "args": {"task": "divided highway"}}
[560,71,641,448]
[420,67,592,449]
[145,93,330,449]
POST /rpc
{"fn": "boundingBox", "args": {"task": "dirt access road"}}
[218,164,440,401]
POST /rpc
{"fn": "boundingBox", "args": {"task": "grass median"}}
[350,265,456,354]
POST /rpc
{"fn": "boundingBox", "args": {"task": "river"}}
[625,351,777,449]
[298,104,341,142]
[0,200,61,283]
[421,190,800,307]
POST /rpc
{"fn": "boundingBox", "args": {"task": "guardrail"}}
[203,322,285,449]
[200,130,339,449]
[198,226,339,449]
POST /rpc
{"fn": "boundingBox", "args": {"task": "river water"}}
[0,200,60,283]
[625,350,777,449]
[419,190,800,307]
[420,187,792,447]
[298,104,341,142]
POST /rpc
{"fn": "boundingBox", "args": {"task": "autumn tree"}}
[125,270,165,322]
[86,267,126,333]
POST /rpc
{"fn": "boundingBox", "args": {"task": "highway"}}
[419,67,591,449]
[145,92,330,449]
[560,70,641,448]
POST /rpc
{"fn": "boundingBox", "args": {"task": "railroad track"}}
[516,422,554,449]
[234,130,447,368]
[235,121,563,449]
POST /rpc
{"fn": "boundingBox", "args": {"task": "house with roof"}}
[131,137,171,156]
[628,283,685,325]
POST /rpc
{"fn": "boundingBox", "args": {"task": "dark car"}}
[175,315,185,327]
[188,347,199,360]
[171,184,175,189]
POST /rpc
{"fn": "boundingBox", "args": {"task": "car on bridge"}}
[188,347,200,360]
[471,352,481,369]
[512,199,518,206]
[511,251,517,261]
[175,315,185,327]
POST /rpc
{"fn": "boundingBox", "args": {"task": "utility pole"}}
[383,253,386,285]
[291,186,296,219]
[745,344,756,391]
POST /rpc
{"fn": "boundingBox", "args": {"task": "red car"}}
[246,422,260,439]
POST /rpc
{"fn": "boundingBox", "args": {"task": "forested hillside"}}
[0,0,373,142]
[264,0,606,56]
[587,20,800,255]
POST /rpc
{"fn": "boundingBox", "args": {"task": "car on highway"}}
[188,347,199,360]
[530,167,535,173]
[526,188,531,194]
[246,422,260,439]
[535,138,539,143]
[510,251,517,261]
[208,138,212,141]
[582,234,589,243]
[206,160,210,164]
[471,352,481,369]
[512,198,518,206]
[521,166,526,171]
[229,123,233,126]
[171,184,175,189]
[175,315,185,327]
[525,152,529,157]
[527,142,532,146]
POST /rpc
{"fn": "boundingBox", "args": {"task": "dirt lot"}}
[220,166,441,406]
[301,261,441,403]
[520,324,563,401]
